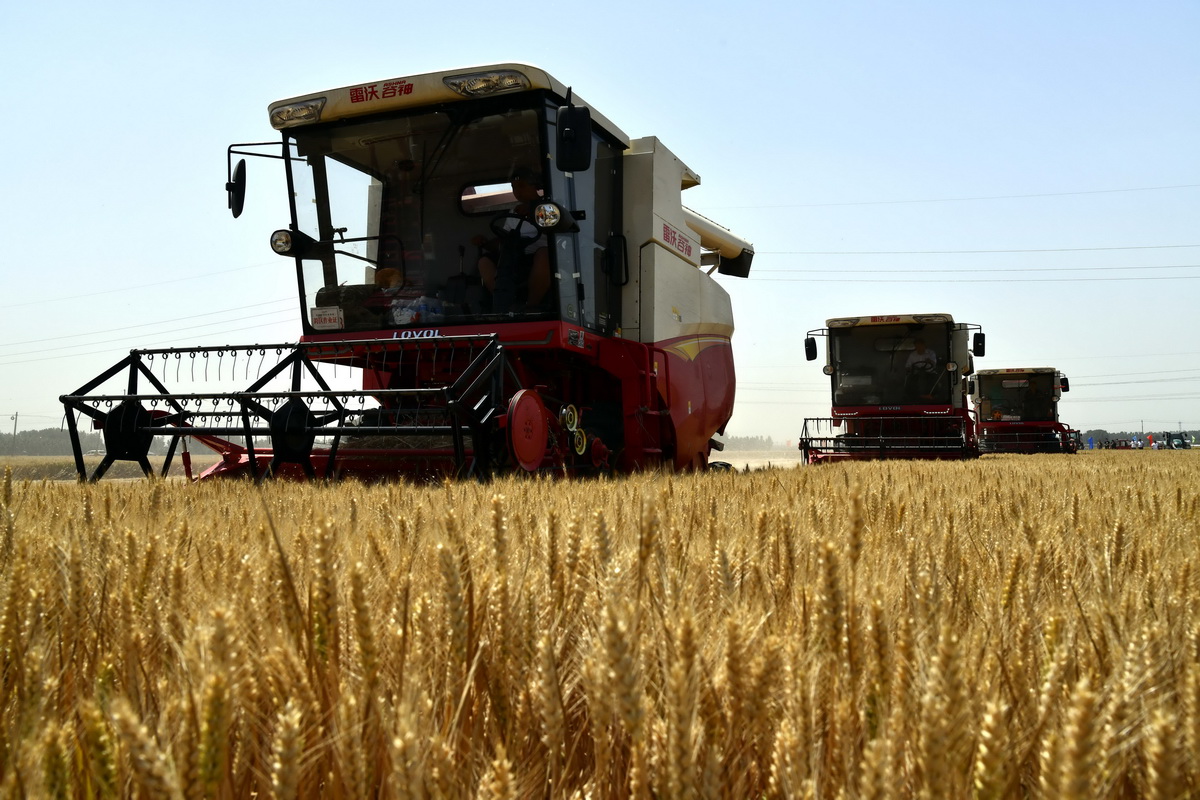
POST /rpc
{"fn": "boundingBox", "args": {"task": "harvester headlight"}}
[945,361,959,373]
[269,229,322,258]
[271,230,296,255]
[822,364,835,376]
[443,70,530,97]
[534,203,562,228]
[270,98,327,130]
[533,202,579,233]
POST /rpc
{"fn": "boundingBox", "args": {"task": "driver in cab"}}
[905,337,937,371]
[473,166,551,313]
[904,337,938,400]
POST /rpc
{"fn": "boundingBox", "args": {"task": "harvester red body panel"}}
[59,64,753,481]
[798,313,985,463]
[970,367,1078,454]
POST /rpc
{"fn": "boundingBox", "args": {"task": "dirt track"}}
[716,449,804,471]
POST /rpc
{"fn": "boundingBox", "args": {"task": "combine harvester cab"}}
[798,314,985,463]
[60,64,753,482]
[969,368,1079,454]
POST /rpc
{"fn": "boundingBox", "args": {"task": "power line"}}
[742,353,1200,367]
[1072,368,1200,379]
[750,274,1200,284]
[1074,375,1200,387]
[0,298,295,348]
[1080,422,1199,429]
[0,309,296,361]
[0,319,300,367]
[1068,394,1200,403]
[710,183,1200,210]
[0,261,279,310]
[740,372,1200,390]
[1041,351,1200,361]
[760,244,1200,255]
[755,264,1200,275]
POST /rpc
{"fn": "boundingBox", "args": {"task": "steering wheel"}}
[489,212,541,245]
[907,360,936,375]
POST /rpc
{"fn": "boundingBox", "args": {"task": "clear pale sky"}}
[2,1,1197,440]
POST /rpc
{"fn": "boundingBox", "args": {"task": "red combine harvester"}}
[60,64,753,481]
[969,368,1078,454]
[798,314,985,463]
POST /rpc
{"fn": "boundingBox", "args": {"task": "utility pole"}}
[8,413,15,455]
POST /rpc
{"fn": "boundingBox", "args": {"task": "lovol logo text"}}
[393,329,441,339]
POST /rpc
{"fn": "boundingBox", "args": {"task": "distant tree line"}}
[1,428,97,457]
[0,428,167,457]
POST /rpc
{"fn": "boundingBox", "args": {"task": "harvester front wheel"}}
[507,389,550,472]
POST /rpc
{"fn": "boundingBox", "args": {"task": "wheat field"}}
[0,450,1197,798]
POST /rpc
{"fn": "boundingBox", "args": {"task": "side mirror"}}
[556,104,592,173]
[804,337,817,361]
[227,158,246,219]
[972,332,986,357]
[1060,376,1070,392]
[967,380,976,395]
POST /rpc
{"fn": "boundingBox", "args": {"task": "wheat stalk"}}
[110,697,183,800]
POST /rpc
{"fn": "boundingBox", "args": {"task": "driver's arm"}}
[470,232,499,255]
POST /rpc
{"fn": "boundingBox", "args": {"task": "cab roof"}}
[267,62,630,146]
[825,313,955,328]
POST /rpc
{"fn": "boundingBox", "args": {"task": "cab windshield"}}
[286,105,557,332]
[977,374,1056,422]
[829,322,954,405]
